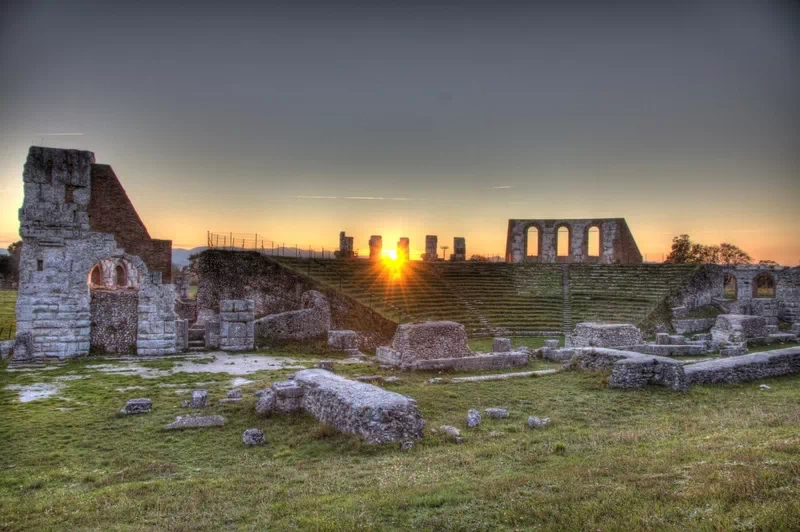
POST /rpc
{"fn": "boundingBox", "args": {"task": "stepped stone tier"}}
[505,218,642,264]
[274,257,701,336]
[711,314,768,345]
[685,347,800,385]
[255,290,331,343]
[566,323,643,348]
[14,146,177,360]
[282,369,427,444]
[219,299,255,351]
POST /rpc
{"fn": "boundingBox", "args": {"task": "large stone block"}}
[328,330,358,351]
[566,323,643,348]
[389,321,471,364]
[711,314,767,345]
[294,369,426,444]
[256,290,331,343]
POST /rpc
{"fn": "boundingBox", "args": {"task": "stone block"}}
[484,408,509,419]
[655,333,670,345]
[609,357,688,392]
[256,290,331,343]
[165,415,225,430]
[328,330,359,351]
[493,337,512,352]
[294,369,426,444]
[720,345,748,358]
[466,409,481,428]
[271,381,304,413]
[567,323,643,348]
[711,314,767,345]
[120,398,152,415]
[543,339,560,349]
[243,428,266,446]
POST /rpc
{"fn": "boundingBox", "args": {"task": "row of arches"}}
[723,271,776,300]
[526,225,601,259]
[87,257,140,290]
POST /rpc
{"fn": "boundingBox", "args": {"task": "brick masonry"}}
[219,299,255,351]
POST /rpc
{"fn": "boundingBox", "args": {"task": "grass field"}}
[0,289,16,340]
[2,346,799,531]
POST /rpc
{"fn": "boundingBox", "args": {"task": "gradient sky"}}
[1,0,798,263]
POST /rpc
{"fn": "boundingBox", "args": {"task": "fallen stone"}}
[427,378,446,384]
[528,416,551,428]
[120,398,152,415]
[218,398,242,404]
[271,381,304,413]
[493,337,512,353]
[317,360,335,372]
[190,390,208,408]
[408,351,529,371]
[466,409,481,428]
[242,428,266,446]
[293,369,426,444]
[327,330,358,351]
[227,389,243,399]
[711,314,767,345]
[439,425,462,439]
[484,408,509,419]
[255,390,275,416]
[165,415,225,430]
[401,441,414,451]
[448,369,559,383]
[356,375,384,382]
[760,384,771,390]
[378,365,394,370]
[543,339,560,349]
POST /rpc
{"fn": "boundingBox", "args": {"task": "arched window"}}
[115,264,127,287]
[587,226,600,257]
[556,226,570,257]
[752,272,776,298]
[723,273,737,300]
[89,265,103,287]
[526,226,540,259]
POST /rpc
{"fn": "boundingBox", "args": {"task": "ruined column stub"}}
[397,237,410,261]
[424,235,438,261]
[505,218,642,264]
[338,231,355,259]
[453,237,466,261]
[369,235,383,260]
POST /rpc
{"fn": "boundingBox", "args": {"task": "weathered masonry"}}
[505,218,642,264]
[14,146,178,360]
[720,266,800,325]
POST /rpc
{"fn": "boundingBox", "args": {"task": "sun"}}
[380,249,406,280]
[382,249,398,260]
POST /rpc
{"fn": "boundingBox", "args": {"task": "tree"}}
[469,254,490,262]
[718,243,752,265]
[758,259,779,266]
[665,235,702,264]
[7,241,22,283]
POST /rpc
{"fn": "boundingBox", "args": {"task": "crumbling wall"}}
[255,291,329,344]
[722,266,800,325]
[193,250,396,349]
[505,218,642,264]
[15,147,177,360]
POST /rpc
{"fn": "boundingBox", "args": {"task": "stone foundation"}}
[685,347,800,385]
[566,323,643,348]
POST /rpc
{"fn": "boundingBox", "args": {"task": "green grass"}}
[2,349,799,531]
[0,289,16,340]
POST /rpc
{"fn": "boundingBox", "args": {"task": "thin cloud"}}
[33,132,84,136]
[489,185,513,190]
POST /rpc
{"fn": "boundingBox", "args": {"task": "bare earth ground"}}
[1,336,799,531]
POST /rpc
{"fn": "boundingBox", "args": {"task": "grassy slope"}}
[0,289,16,339]
[1,345,799,531]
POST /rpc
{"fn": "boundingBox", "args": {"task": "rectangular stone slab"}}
[165,415,225,430]
[294,369,425,444]
[684,347,800,385]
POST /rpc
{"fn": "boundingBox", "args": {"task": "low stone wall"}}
[220,299,255,351]
[672,318,716,335]
[407,351,529,371]
[293,369,426,444]
[684,347,800,385]
[567,347,688,391]
[390,321,471,362]
[627,344,709,357]
[255,290,330,344]
[566,323,643,348]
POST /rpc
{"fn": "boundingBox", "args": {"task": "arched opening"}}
[752,272,776,298]
[526,226,540,259]
[723,273,737,300]
[89,265,103,287]
[556,226,570,257]
[115,264,127,288]
[587,226,600,257]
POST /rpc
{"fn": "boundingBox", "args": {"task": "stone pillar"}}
[453,237,466,261]
[397,238,410,261]
[425,235,438,261]
[369,235,382,260]
[338,231,354,259]
[219,299,255,351]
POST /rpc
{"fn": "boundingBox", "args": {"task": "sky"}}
[1,0,798,263]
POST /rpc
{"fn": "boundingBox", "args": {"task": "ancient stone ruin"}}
[566,322,643,348]
[255,290,331,344]
[369,235,382,260]
[424,235,438,261]
[397,237,410,261]
[452,237,466,261]
[505,218,642,264]
[377,320,529,371]
[338,231,355,259]
[14,147,178,360]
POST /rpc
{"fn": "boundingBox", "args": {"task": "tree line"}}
[664,234,777,265]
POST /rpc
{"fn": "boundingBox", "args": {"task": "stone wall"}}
[192,250,396,349]
[14,147,177,360]
[685,347,800,385]
[453,237,466,261]
[566,323,643,348]
[219,299,255,351]
[721,266,800,325]
[255,291,329,344]
[711,314,767,345]
[369,235,382,260]
[506,218,642,264]
[424,235,437,261]
[90,289,138,354]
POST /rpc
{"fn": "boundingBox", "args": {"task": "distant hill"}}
[0,249,8,256]
[172,247,208,266]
